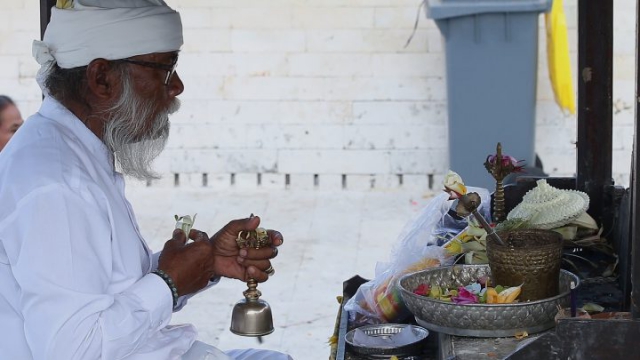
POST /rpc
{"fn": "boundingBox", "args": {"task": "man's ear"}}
[86,59,119,100]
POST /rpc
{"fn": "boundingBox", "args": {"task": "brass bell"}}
[230,278,274,337]
[230,226,275,337]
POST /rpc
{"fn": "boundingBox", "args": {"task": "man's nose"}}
[168,72,184,97]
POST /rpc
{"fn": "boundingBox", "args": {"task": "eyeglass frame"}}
[116,57,178,86]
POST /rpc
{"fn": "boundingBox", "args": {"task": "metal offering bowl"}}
[398,265,580,337]
[345,323,429,358]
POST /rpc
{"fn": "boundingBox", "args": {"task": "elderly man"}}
[0,1,290,360]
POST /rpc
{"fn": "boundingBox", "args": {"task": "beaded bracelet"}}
[152,269,179,309]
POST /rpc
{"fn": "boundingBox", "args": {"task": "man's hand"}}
[156,215,283,297]
[157,229,216,297]
[209,215,283,282]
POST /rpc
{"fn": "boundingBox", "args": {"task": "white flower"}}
[175,214,197,236]
[443,170,467,199]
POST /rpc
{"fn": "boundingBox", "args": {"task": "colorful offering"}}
[412,277,522,305]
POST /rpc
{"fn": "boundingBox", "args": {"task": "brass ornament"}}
[230,226,274,338]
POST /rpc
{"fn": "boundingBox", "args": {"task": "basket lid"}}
[506,179,589,229]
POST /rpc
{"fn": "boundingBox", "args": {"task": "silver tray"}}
[345,323,429,358]
[398,264,580,337]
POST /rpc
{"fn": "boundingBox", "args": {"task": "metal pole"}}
[40,0,56,40]
[631,0,640,319]
[577,0,614,228]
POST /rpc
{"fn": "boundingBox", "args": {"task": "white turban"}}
[33,0,183,69]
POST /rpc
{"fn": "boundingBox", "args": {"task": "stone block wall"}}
[0,0,635,190]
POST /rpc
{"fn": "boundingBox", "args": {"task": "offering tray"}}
[398,264,580,338]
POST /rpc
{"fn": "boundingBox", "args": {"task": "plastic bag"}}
[344,187,491,324]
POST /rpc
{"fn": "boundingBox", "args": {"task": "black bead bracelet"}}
[152,269,179,309]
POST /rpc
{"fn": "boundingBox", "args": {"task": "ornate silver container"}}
[398,264,580,337]
[345,323,429,358]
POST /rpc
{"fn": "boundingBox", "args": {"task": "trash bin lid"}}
[425,0,553,20]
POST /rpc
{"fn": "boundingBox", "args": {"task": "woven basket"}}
[487,229,563,301]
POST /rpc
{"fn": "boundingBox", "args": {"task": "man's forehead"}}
[134,51,179,62]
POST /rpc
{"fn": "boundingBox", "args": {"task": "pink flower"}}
[485,154,525,173]
[451,287,479,304]
[413,284,430,296]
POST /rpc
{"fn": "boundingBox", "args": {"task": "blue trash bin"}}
[426,0,553,190]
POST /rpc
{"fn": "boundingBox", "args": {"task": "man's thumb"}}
[244,215,260,229]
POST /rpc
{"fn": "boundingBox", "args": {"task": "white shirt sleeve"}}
[0,185,174,360]
[151,251,220,312]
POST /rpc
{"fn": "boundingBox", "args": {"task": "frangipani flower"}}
[443,170,467,200]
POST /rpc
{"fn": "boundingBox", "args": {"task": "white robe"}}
[0,97,291,360]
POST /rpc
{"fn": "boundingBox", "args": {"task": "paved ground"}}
[125,187,435,359]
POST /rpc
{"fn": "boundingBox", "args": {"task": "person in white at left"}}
[0,1,292,359]
[0,95,24,152]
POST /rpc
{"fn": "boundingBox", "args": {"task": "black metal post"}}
[40,0,56,40]
[631,0,640,319]
[577,0,614,228]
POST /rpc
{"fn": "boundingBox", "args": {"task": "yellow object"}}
[404,257,441,273]
[486,288,499,304]
[329,296,343,359]
[56,0,73,9]
[443,170,467,198]
[545,0,575,114]
[444,239,463,255]
[497,285,523,304]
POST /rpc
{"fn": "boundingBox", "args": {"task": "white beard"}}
[102,75,180,181]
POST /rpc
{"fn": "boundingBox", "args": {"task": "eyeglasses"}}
[118,57,178,86]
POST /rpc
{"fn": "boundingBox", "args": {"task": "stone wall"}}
[0,0,635,190]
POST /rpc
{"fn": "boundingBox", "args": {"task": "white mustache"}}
[167,98,181,115]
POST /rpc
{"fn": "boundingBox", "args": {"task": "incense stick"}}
[570,281,577,317]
